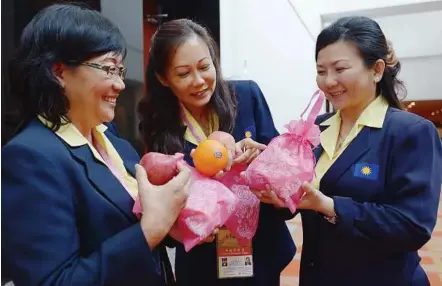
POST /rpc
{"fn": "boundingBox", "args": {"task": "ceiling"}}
[403,100,442,126]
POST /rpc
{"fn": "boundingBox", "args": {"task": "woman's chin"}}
[99,111,115,124]
[329,99,348,111]
[186,96,212,109]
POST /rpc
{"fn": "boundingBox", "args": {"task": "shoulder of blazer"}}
[228,79,254,92]
[227,79,261,103]
[227,80,259,96]
[4,119,67,153]
[313,108,434,136]
[384,107,430,128]
[314,108,429,131]
[2,120,74,174]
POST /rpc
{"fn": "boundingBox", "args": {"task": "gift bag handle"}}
[300,90,325,131]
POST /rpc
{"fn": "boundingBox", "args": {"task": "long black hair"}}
[8,3,126,133]
[138,19,237,154]
[316,16,406,109]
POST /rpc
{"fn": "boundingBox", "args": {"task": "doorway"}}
[143,0,220,76]
[144,0,220,53]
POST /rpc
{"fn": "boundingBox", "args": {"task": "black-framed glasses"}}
[81,62,127,80]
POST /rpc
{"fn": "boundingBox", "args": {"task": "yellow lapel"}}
[180,104,219,145]
[38,115,108,164]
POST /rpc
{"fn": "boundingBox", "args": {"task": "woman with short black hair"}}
[2,4,189,285]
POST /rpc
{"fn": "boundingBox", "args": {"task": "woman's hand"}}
[233,138,267,165]
[190,137,266,179]
[136,162,191,249]
[297,182,336,217]
[251,189,286,208]
[207,131,236,172]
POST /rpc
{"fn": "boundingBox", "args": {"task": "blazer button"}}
[309,261,315,267]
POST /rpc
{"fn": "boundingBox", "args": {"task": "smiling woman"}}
[155,35,217,116]
[139,18,235,156]
[55,52,126,136]
[9,3,127,134]
[2,4,190,286]
[295,16,442,286]
[139,18,296,286]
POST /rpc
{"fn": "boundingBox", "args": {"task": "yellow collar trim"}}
[320,95,388,128]
[181,105,219,145]
[38,115,108,147]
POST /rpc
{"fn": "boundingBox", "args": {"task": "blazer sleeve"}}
[1,144,161,286]
[249,80,295,221]
[331,120,442,252]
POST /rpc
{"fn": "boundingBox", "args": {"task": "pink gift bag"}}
[170,167,238,251]
[219,164,260,246]
[133,162,239,252]
[243,90,325,213]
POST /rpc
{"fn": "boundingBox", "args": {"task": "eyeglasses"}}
[81,62,127,80]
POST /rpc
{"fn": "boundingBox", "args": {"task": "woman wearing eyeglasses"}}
[1,4,189,286]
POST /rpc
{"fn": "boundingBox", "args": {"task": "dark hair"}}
[138,19,237,154]
[315,16,406,109]
[9,3,126,132]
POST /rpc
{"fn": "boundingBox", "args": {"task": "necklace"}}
[335,133,346,154]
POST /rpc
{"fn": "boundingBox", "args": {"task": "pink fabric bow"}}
[284,119,321,147]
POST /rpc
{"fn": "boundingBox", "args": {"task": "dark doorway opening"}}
[157,0,220,47]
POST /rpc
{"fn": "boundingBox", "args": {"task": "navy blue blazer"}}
[299,108,442,286]
[174,80,296,286]
[1,119,174,286]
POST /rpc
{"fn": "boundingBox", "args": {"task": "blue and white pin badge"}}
[353,163,379,180]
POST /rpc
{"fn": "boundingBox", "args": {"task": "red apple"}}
[140,152,185,185]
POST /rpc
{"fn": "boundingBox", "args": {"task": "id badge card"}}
[216,227,254,279]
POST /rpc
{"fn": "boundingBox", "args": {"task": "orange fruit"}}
[193,139,229,177]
